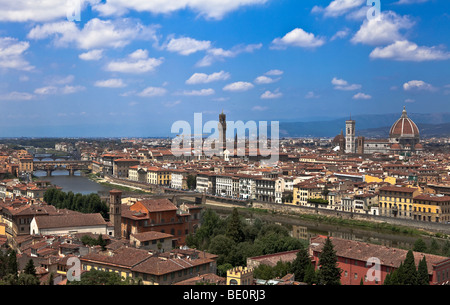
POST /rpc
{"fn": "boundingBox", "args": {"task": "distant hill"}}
[279,112,450,138]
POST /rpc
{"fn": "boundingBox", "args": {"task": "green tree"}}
[69,269,124,285]
[402,250,418,285]
[186,174,196,190]
[253,264,274,280]
[413,238,427,253]
[417,256,429,285]
[226,208,245,244]
[290,247,310,282]
[24,259,36,277]
[430,239,440,255]
[304,263,317,285]
[316,237,342,285]
[6,249,18,278]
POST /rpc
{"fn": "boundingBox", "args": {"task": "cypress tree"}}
[304,263,317,285]
[417,256,429,285]
[290,246,310,282]
[317,237,342,285]
[24,259,36,277]
[402,250,418,285]
[225,208,244,244]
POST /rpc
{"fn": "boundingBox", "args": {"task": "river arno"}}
[204,203,449,252]
[33,164,448,253]
[34,170,112,196]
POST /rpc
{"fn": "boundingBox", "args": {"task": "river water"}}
[33,156,111,196]
[33,156,448,253]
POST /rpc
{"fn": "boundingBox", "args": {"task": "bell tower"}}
[345,116,356,154]
[109,189,122,238]
[218,110,227,153]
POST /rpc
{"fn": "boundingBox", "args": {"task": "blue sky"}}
[0,0,449,137]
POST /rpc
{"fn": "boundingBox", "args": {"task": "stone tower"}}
[109,189,122,238]
[218,110,227,153]
[345,117,356,154]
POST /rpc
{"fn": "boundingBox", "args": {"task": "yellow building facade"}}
[227,267,253,285]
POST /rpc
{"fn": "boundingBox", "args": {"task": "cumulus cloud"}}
[352,92,372,100]
[0,37,34,71]
[186,71,230,85]
[332,77,362,91]
[254,75,279,85]
[105,49,163,74]
[369,40,450,62]
[163,36,211,55]
[351,11,414,46]
[196,43,262,67]
[94,78,126,88]
[261,89,282,99]
[403,80,436,92]
[27,18,158,50]
[137,86,167,97]
[0,0,93,22]
[179,88,215,96]
[34,85,85,95]
[79,49,103,61]
[312,0,365,18]
[92,0,268,20]
[271,28,325,49]
[265,69,283,76]
[223,81,254,92]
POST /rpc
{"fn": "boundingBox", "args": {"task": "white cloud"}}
[105,49,163,74]
[79,49,103,61]
[252,105,268,111]
[351,11,414,46]
[28,18,158,50]
[352,92,372,100]
[186,71,230,85]
[180,89,215,96]
[261,89,282,99]
[271,28,325,49]
[34,86,58,95]
[0,37,34,71]
[164,36,211,55]
[34,85,85,95]
[403,80,436,92]
[369,40,450,62]
[138,86,167,97]
[95,78,126,88]
[93,0,268,20]
[265,69,283,76]
[254,76,279,85]
[405,98,415,103]
[0,0,92,22]
[223,81,254,92]
[394,0,429,4]
[305,91,320,99]
[0,91,34,101]
[312,0,365,18]
[331,28,350,41]
[61,85,86,94]
[332,77,362,91]
[196,43,262,67]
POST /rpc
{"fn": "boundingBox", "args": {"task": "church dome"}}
[389,107,420,139]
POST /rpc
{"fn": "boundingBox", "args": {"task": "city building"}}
[309,235,450,285]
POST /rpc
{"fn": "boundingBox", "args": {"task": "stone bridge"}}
[33,160,91,176]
